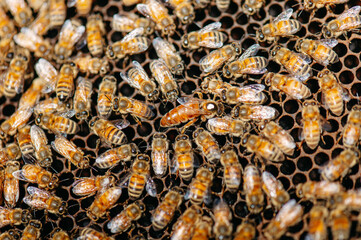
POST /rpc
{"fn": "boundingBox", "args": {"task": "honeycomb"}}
[1,0,361,239]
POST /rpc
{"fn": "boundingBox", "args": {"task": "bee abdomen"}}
[128,175,145,199]
[176,153,194,180]
[56,77,74,101]
[216,0,230,11]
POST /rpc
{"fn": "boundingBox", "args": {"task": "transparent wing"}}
[75,77,92,104]
[132,60,150,82]
[297,52,312,64]
[338,6,361,21]
[12,170,31,182]
[118,173,131,187]
[237,84,266,102]
[30,125,48,150]
[13,28,38,51]
[51,136,76,157]
[58,109,76,118]
[122,27,145,42]
[71,178,97,196]
[12,107,33,128]
[152,37,176,59]
[120,71,140,89]
[274,8,293,23]
[277,129,296,150]
[262,171,279,198]
[146,177,157,197]
[239,44,260,61]
[112,119,131,130]
[199,48,226,73]
[27,186,51,198]
[319,39,338,48]
[250,106,278,120]
[35,58,58,93]
[67,0,76,7]
[23,195,48,209]
[199,22,222,33]
[137,3,151,18]
[177,97,201,105]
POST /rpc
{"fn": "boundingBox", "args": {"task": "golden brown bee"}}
[30,125,52,167]
[137,0,176,36]
[107,201,146,234]
[234,222,256,240]
[34,97,73,116]
[152,187,184,231]
[89,117,128,145]
[153,37,184,75]
[199,42,242,75]
[49,228,70,240]
[232,105,278,122]
[0,7,16,39]
[106,28,150,59]
[56,63,78,102]
[72,175,115,197]
[329,208,351,240]
[161,97,224,128]
[51,135,89,169]
[207,117,250,137]
[78,228,115,240]
[54,19,85,63]
[221,84,267,105]
[13,28,52,58]
[97,75,117,119]
[168,0,194,24]
[0,229,22,240]
[342,105,361,148]
[49,0,66,28]
[24,186,66,214]
[265,72,311,99]
[306,206,328,240]
[242,0,264,15]
[21,220,41,240]
[301,100,322,149]
[171,205,203,240]
[86,14,105,57]
[270,45,312,82]
[264,200,303,240]
[86,186,123,221]
[243,165,264,214]
[74,77,93,121]
[262,171,290,210]
[34,58,58,94]
[223,44,268,79]
[0,143,21,165]
[67,0,94,16]
[333,190,361,211]
[112,13,155,35]
[213,201,233,240]
[2,0,33,27]
[35,113,79,135]
[0,38,15,65]
[200,74,232,98]
[16,126,34,157]
[256,9,301,42]
[220,148,242,192]
[112,96,155,120]
[191,216,212,240]
[151,133,169,177]
[12,164,58,189]
[296,180,344,200]
[29,3,50,36]
[95,143,138,169]
[18,78,45,109]
[322,6,361,38]
[0,207,31,228]
[185,164,214,205]
[172,134,194,181]
[193,127,221,164]
[4,161,20,208]
[0,106,32,139]
[121,60,159,101]
[73,56,109,76]
[150,59,179,102]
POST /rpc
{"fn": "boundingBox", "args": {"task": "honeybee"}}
[95,144,138,169]
[296,180,344,200]
[112,13,155,35]
[256,8,301,42]
[172,134,194,181]
[193,127,221,164]
[34,58,58,94]
[232,104,278,122]
[0,229,21,240]
[318,69,349,116]
[18,78,45,109]
[137,0,176,36]
[35,113,79,135]
[34,97,73,116]
[49,228,70,240]
[200,42,242,75]
[167,0,195,24]
[207,116,250,137]
[150,59,179,102]
[2,0,33,27]
[220,148,242,192]
[89,117,129,145]
[185,164,214,205]
[322,6,361,38]
[14,28,52,59]
[262,171,289,210]
[243,165,264,214]
[212,201,233,240]
[0,38,15,65]
[222,84,267,105]
[29,3,50,35]
[301,100,322,149]
[342,105,361,148]
[121,61,159,101]
[0,207,31,228]
[234,222,256,240]
[72,175,115,197]
[264,200,303,240]
[242,0,264,15]
[303,0,347,10]
[0,106,32,139]
[265,73,311,99]
[49,0,66,28]
[4,161,20,208]
[22,220,41,240]
[151,133,169,177]
[223,44,268,79]
[270,45,312,81]
[329,208,351,240]
[106,28,150,59]
[190,216,212,240]
[171,205,203,240]
[97,75,117,119]
[54,19,85,63]
[0,6,16,39]
[86,186,123,221]
[67,0,94,16]
[51,135,90,169]
[306,206,328,240]
[77,228,115,240]
[86,14,105,57]
[161,97,224,128]
[73,56,109,76]
[258,121,296,156]
[12,164,58,189]
[56,63,78,102]
[24,186,66,214]
[74,77,93,121]
[0,143,21,165]
[30,125,52,168]
[333,190,361,211]
[107,201,146,234]
[112,96,155,120]
[152,37,184,75]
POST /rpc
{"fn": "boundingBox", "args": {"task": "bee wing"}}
[35,58,58,93]
[137,3,151,18]
[67,0,76,7]
[274,8,293,23]
[112,119,131,130]
[338,5,361,21]
[250,105,278,120]
[23,195,48,209]
[12,169,31,182]
[237,84,267,102]
[176,96,202,106]
[199,22,222,33]
[146,177,157,197]
[12,107,33,127]
[199,48,227,73]
[27,186,51,198]
[153,37,177,58]
[72,178,97,196]
[30,125,48,151]
[297,52,312,64]
[262,171,279,197]
[75,77,93,104]
[118,173,131,187]
[51,136,73,157]
[319,39,338,48]
[122,27,145,42]
[238,44,260,61]
[13,28,38,51]
[58,109,76,118]
[275,199,302,223]
[60,20,85,46]
[0,207,12,228]
[277,130,296,150]
[132,60,151,82]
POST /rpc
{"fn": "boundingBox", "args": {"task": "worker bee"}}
[193,127,221,164]
[207,116,250,137]
[2,0,33,27]
[12,164,58,189]
[34,97,74,116]
[18,78,45,110]
[199,42,242,75]
[318,69,350,116]
[242,0,264,15]
[0,106,32,139]
[213,201,233,240]
[171,205,203,240]
[137,0,176,36]
[270,45,312,81]
[24,186,67,215]
[264,72,312,99]
[112,13,155,35]
[256,8,301,42]
[30,125,52,168]
[232,105,278,122]
[112,96,155,120]
[223,44,268,79]
[14,28,52,59]
[49,228,70,240]
[35,113,79,135]
[296,180,344,200]
[259,121,296,156]
[67,0,94,16]
[220,148,242,192]
[56,63,78,102]
[72,175,115,197]
[73,56,109,76]
[86,14,105,57]
[34,58,58,94]
[333,190,361,211]
[191,216,212,240]
[29,3,50,36]
[301,100,323,149]
[89,117,129,145]
[51,135,90,169]
[95,144,138,169]
[264,200,303,240]
[0,143,21,165]
[150,58,179,102]
[107,201,146,234]
[74,77,93,121]
[49,0,66,28]
[106,28,150,59]
[86,186,123,221]
[329,208,351,240]
[262,171,290,210]
[306,206,328,240]
[16,126,35,157]
[243,165,264,214]
[161,97,224,128]
[0,229,21,240]
[234,222,256,240]
[4,161,20,208]
[22,220,41,240]
[153,37,184,75]
[0,207,31,228]
[54,19,85,63]
[97,75,117,119]
[342,105,361,148]
[167,0,194,24]
[200,74,232,97]
[77,228,115,240]
[221,84,267,105]
[185,164,214,205]
[0,7,16,39]
[151,133,169,177]
[172,134,194,181]
[322,6,361,38]
[121,60,159,101]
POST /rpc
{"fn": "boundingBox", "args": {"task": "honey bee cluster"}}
[0,0,361,239]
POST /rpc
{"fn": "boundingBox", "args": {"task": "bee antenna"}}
[90,165,98,173]
[297,9,304,18]
[50,166,58,174]
[248,33,256,37]
[27,119,35,125]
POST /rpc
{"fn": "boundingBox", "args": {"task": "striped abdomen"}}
[4,70,23,98]
[313,44,338,65]
[323,88,344,116]
[303,120,321,149]
[128,174,146,199]
[152,202,176,230]
[56,75,74,102]
[49,0,66,27]
[199,31,226,48]
[160,102,201,127]
[216,0,230,11]
[102,125,127,145]
[87,25,103,56]
[238,57,268,75]
[286,54,312,80]
[189,180,207,205]
[129,100,154,119]
[95,148,120,169]
[175,152,194,181]
[224,165,242,192]
[196,137,220,164]
[258,138,284,162]
[283,77,311,99]
[17,127,34,156]
[275,20,301,36]
[123,37,150,56]
[52,116,79,134]
[342,123,360,148]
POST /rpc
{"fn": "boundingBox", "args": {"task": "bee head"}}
[223,64,233,78]
[242,3,255,15]
[271,45,281,57]
[256,29,265,42]
[304,0,315,10]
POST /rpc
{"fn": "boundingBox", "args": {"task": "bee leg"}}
[181,118,198,134]
[133,115,142,126]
